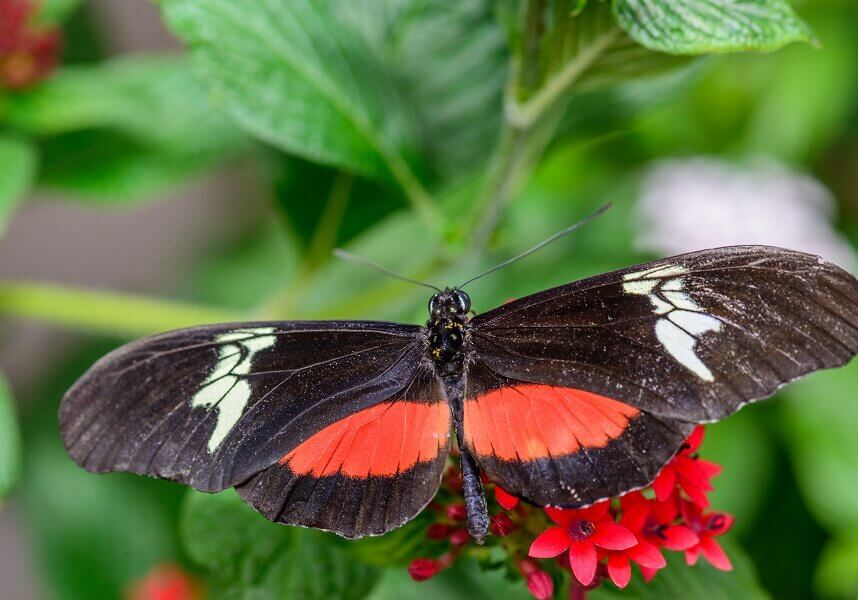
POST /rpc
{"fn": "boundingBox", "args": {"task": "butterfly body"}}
[60,246,858,541]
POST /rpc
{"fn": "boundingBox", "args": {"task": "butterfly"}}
[60,245,858,543]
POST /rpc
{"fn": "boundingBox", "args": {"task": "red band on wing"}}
[280,402,450,477]
[464,384,639,461]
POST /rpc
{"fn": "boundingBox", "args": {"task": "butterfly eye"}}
[428,293,442,315]
[453,290,471,314]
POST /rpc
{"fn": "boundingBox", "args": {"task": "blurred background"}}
[0,0,857,598]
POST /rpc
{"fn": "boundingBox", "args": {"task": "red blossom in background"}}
[0,0,62,90]
[126,564,199,600]
[407,427,733,598]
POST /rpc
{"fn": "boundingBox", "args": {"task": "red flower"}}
[620,492,698,551]
[652,426,722,507]
[127,564,198,600]
[426,523,451,540]
[408,558,445,582]
[449,528,470,547]
[490,512,517,536]
[526,571,553,600]
[445,503,467,521]
[495,485,520,511]
[600,539,667,589]
[519,561,554,600]
[0,0,62,90]
[529,502,636,586]
[681,501,734,571]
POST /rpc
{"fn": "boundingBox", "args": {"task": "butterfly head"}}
[428,288,471,319]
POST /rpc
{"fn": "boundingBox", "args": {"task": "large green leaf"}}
[0,372,21,498]
[182,489,380,599]
[0,136,37,232]
[338,0,508,183]
[161,0,419,181]
[613,0,814,55]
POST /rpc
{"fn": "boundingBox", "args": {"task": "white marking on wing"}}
[655,320,715,382]
[191,327,277,452]
[622,264,722,381]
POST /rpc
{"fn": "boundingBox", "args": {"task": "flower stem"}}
[0,281,241,337]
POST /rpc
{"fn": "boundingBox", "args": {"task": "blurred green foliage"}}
[1,0,857,599]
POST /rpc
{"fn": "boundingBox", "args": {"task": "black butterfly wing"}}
[464,245,858,506]
[60,320,452,537]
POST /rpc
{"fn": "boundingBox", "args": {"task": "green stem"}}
[468,4,618,250]
[0,281,242,337]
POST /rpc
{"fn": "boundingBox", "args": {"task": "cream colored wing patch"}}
[191,327,277,452]
[623,265,722,381]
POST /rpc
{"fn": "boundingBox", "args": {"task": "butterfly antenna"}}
[333,249,443,293]
[458,203,613,289]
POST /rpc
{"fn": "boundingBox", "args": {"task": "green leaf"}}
[37,130,232,202]
[0,136,37,233]
[590,541,769,599]
[613,0,814,55]
[339,0,508,182]
[0,371,21,498]
[161,0,417,182]
[4,57,247,201]
[782,361,858,534]
[6,57,238,147]
[182,489,380,599]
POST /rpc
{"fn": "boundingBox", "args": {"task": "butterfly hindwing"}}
[59,320,426,499]
[465,246,858,505]
[237,365,451,538]
[463,361,693,507]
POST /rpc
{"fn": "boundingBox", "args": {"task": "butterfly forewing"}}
[464,246,858,505]
[59,320,430,499]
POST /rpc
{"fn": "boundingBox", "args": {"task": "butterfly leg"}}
[459,444,489,544]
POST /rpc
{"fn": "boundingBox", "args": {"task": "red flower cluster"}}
[0,0,62,90]
[528,426,732,591]
[407,427,732,598]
